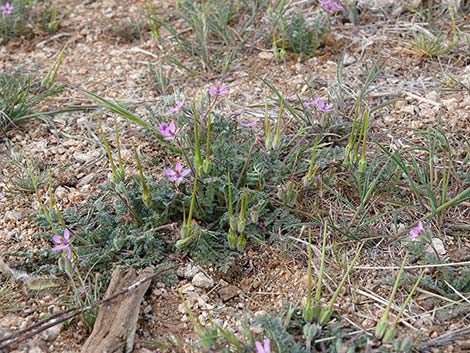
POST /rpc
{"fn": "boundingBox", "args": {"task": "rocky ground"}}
[0,0,469,352]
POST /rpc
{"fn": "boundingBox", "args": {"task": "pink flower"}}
[319,0,344,13]
[304,97,333,112]
[255,338,270,353]
[165,162,190,184]
[168,99,185,114]
[52,228,71,260]
[315,98,333,112]
[209,85,229,96]
[0,2,13,15]
[408,221,424,240]
[239,120,257,128]
[158,120,180,140]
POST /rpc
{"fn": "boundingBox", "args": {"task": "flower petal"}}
[52,235,62,244]
[52,244,68,252]
[174,162,183,172]
[264,338,270,352]
[63,228,70,242]
[164,168,176,177]
[416,221,423,232]
[181,169,191,177]
[240,121,257,127]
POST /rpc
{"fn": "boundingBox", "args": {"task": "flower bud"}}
[143,189,152,207]
[237,218,246,234]
[180,224,190,238]
[303,323,318,339]
[382,326,396,344]
[374,318,388,340]
[318,307,332,326]
[176,236,192,249]
[303,305,314,323]
[203,159,210,174]
[229,217,237,232]
[236,233,246,252]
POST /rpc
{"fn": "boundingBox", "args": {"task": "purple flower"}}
[0,2,13,15]
[164,162,190,184]
[52,228,72,260]
[314,98,333,112]
[408,221,424,240]
[239,120,257,128]
[158,120,180,140]
[255,338,270,353]
[209,85,229,96]
[303,100,316,108]
[319,0,344,13]
[168,99,185,114]
[304,97,333,112]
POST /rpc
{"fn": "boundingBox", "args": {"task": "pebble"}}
[4,211,23,222]
[179,283,195,294]
[143,305,152,315]
[198,312,208,326]
[177,264,200,280]
[177,304,186,314]
[40,323,62,341]
[218,285,240,302]
[426,238,446,255]
[192,273,214,289]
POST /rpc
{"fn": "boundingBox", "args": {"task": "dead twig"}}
[419,327,470,349]
[0,264,178,350]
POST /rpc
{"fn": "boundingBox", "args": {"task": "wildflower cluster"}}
[0,2,12,15]
[304,97,334,112]
[319,0,344,13]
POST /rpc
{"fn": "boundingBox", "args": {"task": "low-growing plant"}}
[0,0,63,44]
[284,13,329,57]
[411,32,454,58]
[1,148,48,195]
[379,124,470,225]
[150,0,240,74]
[0,69,63,137]
[148,63,174,95]
[84,86,331,270]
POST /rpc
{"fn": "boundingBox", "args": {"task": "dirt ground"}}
[0,0,469,352]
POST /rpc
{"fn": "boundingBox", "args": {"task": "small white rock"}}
[192,273,214,289]
[179,283,195,294]
[177,264,200,279]
[258,51,273,60]
[177,304,186,314]
[426,238,446,255]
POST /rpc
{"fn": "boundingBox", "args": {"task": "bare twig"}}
[0,264,178,350]
[420,327,470,348]
[355,261,470,270]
